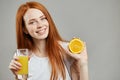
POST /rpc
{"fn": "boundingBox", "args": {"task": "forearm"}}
[77,60,89,80]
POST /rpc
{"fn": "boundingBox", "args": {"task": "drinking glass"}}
[15,49,29,80]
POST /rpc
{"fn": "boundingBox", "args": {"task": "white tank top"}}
[27,54,71,80]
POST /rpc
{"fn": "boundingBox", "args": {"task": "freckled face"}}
[23,8,49,40]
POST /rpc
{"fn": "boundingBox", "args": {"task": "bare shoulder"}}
[58,41,74,63]
[58,41,69,50]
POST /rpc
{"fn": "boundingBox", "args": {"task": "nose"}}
[37,20,43,29]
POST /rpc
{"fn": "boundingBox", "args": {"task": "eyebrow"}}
[28,15,46,22]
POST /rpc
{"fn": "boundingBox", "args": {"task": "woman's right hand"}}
[8,56,22,76]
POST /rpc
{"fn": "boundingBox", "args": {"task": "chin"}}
[37,34,48,40]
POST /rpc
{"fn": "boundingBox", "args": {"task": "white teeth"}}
[36,28,46,34]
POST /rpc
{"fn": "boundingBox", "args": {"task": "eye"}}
[41,17,47,21]
[29,21,37,25]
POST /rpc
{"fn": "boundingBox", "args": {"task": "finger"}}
[83,42,87,52]
[79,42,87,53]
[65,48,79,58]
[28,56,30,61]
[9,64,18,70]
[83,41,86,47]
[9,62,21,70]
[65,48,73,56]
[9,60,22,70]
[12,60,22,67]
[9,65,19,75]
[13,56,19,61]
[80,42,88,60]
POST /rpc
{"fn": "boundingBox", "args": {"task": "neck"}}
[33,39,47,57]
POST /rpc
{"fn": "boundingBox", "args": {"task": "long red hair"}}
[16,1,66,80]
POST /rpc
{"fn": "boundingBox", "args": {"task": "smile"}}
[36,28,46,35]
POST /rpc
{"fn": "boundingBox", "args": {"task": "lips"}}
[36,28,46,35]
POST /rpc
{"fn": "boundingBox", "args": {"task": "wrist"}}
[76,59,88,67]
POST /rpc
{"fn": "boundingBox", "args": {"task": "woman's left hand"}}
[62,42,89,80]
[65,42,88,65]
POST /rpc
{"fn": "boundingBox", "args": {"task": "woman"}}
[9,1,89,80]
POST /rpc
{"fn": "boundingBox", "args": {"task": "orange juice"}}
[17,56,28,74]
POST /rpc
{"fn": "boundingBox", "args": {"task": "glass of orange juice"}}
[15,49,29,80]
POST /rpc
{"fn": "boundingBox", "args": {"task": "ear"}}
[23,27,28,34]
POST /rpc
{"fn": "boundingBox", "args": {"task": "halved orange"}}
[69,38,84,54]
